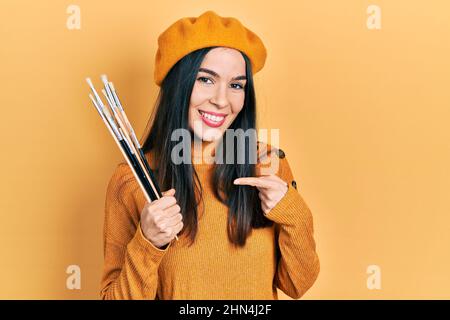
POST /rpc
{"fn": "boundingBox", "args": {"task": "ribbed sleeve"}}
[264,156,320,299]
[100,163,172,300]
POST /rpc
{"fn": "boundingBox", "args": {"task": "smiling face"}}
[188,47,247,143]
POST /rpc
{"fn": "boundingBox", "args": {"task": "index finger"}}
[233,177,277,189]
[258,174,288,186]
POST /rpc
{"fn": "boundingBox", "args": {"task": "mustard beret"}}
[154,10,267,86]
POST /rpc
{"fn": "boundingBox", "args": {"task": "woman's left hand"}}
[234,175,288,215]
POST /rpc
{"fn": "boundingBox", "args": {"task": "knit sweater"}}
[100,142,320,300]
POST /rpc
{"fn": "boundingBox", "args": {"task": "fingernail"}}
[234,180,240,185]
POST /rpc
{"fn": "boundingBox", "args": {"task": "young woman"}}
[100,10,320,300]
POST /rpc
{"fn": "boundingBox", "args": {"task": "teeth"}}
[200,111,224,122]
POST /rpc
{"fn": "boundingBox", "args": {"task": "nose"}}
[210,83,229,109]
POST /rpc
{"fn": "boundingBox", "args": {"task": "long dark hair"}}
[141,46,273,247]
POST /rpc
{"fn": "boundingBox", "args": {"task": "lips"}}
[198,110,227,128]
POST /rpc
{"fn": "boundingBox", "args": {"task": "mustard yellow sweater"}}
[100,143,320,299]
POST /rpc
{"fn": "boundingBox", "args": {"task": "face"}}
[188,47,247,143]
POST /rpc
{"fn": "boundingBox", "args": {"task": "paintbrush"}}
[100,75,164,200]
[87,76,178,241]
[107,80,163,197]
[87,77,157,200]
[86,78,156,198]
[87,92,155,202]
[100,83,162,200]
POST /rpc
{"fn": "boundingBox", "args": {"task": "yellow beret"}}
[154,10,267,86]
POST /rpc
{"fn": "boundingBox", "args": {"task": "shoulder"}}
[114,148,158,179]
[107,148,159,203]
[111,162,134,184]
[257,141,286,163]
[256,141,288,174]
[256,141,297,189]
[106,162,140,205]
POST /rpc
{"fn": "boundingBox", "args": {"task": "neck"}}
[191,139,220,165]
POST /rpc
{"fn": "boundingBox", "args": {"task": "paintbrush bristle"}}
[88,93,97,106]
[100,74,109,85]
[86,77,94,88]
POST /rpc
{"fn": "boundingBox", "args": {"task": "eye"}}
[197,76,213,84]
[231,83,245,90]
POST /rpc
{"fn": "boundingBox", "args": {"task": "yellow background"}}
[1,0,449,299]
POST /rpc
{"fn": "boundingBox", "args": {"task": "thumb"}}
[161,188,176,196]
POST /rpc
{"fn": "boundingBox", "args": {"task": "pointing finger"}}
[234,177,278,189]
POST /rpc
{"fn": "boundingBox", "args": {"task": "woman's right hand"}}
[140,188,183,248]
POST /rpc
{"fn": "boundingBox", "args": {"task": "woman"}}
[100,10,320,300]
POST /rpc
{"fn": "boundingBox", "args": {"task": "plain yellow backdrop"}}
[0,0,449,299]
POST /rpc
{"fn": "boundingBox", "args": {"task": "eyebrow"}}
[198,68,247,81]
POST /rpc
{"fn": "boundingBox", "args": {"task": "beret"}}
[154,10,267,86]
